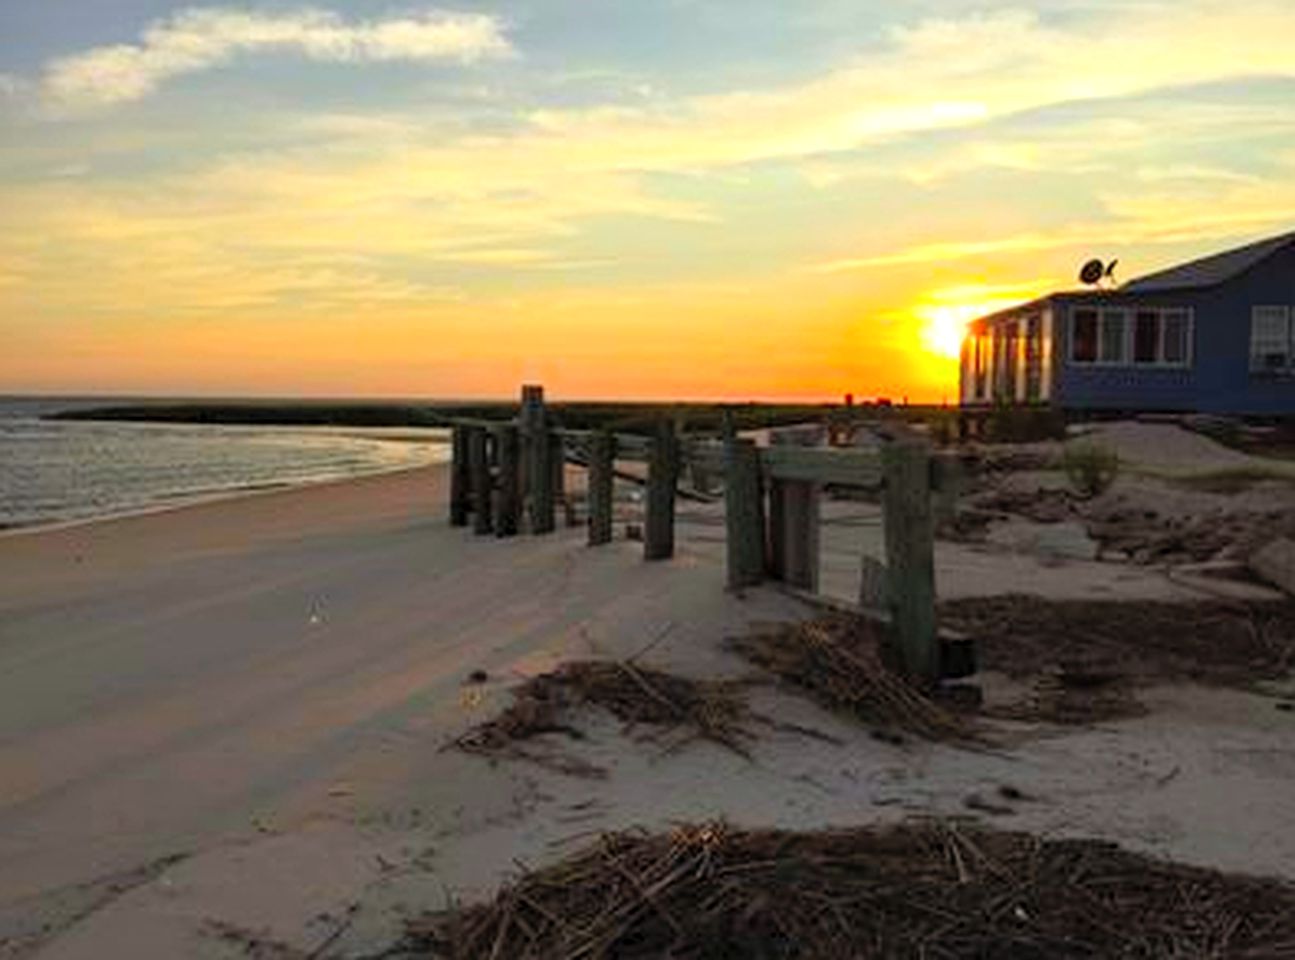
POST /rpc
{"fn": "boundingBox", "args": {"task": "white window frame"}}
[1069,305,1193,369]
[1250,305,1293,377]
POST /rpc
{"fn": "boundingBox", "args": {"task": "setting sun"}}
[918,306,975,360]
[911,283,1056,364]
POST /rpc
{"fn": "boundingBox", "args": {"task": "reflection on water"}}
[0,409,448,529]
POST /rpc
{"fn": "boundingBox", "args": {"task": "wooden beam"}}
[724,437,765,589]
[770,479,821,590]
[531,428,556,535]
[467,426,493,536]
[520,385,555,535]
[549,430,564,515]
[610,433,653,461]
[493,424,521,537]
[761,446,882,487]
[881,439,938,686]
[644,420,678,561]
[449,424,471,526]
[587,430,616,546]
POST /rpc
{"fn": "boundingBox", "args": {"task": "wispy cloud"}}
[42,6,513,109]
[809,235,1075,272]
[807,187,1295,274]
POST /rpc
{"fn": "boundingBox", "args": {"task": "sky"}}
[2,1,1294,400]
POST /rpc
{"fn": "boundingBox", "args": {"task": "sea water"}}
[0,398,449,530]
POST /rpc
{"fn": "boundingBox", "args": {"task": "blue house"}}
[959,230,1295,416]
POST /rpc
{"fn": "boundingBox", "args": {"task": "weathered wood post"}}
[449,424,471,526]
[768,483,786,578]
[467,426,493,536]
[532,428,556,534]
[765,431,822,590]
[771,480,821,590]
[549,431,572,526]
[644,419,678,561]
[881,438,938,685]
[493,424,521,537]
[520,384,555,534]
[724,437,766,589]
[587,430,616,546]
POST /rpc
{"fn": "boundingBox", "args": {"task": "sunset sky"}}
[2,1,1295,400]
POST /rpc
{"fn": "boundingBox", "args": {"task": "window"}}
[1070,305,1191,367]
[1100,310,1127,363]
[1134,310,1160,364]
[1250,306,1292,374]
[1072,309,1098,363]
[1162,310,1189,365]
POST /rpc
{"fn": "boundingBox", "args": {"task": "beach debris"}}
[400,820,1295,960]
[728,617,974,743]
[1085,505,1295,566]
[1000,666,1145,725]
[942,595,1295,723]
[943,595,1295,687]
[1250,536,1295,597]
[453,660,756,777]
[974,486,1076,523]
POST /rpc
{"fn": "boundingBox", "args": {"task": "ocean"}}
[0,398,449,530]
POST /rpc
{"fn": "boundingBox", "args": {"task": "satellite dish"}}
[1079,259,1105,285]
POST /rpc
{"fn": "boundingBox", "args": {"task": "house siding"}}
[1053,244,1295,415]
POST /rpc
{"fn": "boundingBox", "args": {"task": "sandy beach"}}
[3,456,1294,958]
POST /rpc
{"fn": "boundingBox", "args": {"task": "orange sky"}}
[3,2,1294,400]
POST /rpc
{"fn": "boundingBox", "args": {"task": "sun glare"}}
[912,284,1052,363]
[919,306,974,360]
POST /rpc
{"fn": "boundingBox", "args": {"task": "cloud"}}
[42,6,513,108]
[807,192,1295,274]
[503,3,1295,177]
[9,1,1295,326]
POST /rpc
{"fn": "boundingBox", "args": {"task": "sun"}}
[912,284,1047,362]
[918,305,977,360]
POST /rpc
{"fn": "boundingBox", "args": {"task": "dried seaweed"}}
[940,595,1295,724]
[942,595,1295,687]
[401,821,1295,959]
[728,617,974,743]
[454,661,756,776]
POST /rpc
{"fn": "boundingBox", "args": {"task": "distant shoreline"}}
[45,399,867,433]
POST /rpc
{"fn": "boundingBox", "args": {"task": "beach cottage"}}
[959,230,1295,416]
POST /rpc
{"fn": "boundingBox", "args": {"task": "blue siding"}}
[1052,244,1295,415]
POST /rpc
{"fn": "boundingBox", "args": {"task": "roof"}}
[1121,230,1295,293]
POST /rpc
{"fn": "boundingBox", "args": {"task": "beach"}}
[0,465,811,956]
[3,453,1295,957]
